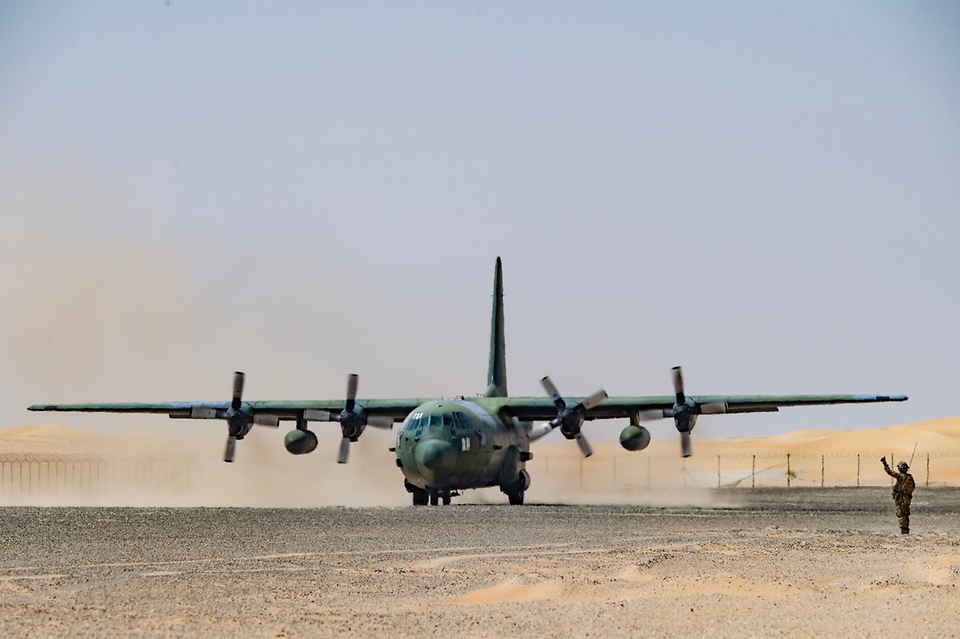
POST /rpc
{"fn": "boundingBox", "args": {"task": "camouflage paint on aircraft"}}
[30,257,907,505]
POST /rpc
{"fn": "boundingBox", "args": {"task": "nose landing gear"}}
[405,480,454,506]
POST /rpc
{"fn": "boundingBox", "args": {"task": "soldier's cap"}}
[898,461,909,472]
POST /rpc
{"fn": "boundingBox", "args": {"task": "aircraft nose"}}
[414,438,456,480]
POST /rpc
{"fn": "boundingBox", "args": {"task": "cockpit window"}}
[442,415,453,427]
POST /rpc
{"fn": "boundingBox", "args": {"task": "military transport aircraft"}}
[30,258,906,505]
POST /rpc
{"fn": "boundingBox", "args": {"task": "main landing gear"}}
[405,480,452,506]
[503,481,525,505]
[501,469,530,505]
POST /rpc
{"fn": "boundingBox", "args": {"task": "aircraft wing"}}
[484,393,909,422]
[30,393,908,423]
[28,399,431,422]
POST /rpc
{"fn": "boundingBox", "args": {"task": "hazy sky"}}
[1,2,958,445]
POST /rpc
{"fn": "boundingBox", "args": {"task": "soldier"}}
[881,457,915,534]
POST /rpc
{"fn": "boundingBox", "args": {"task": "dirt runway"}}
[1,488,959,638]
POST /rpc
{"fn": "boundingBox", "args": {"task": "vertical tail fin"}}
[485,257,508,397]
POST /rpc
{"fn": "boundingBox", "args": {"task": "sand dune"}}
[0,424,180,456]
[713,417,960,455]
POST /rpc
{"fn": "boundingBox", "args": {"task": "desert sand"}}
[1,420,959,637]
[1,492,960,638]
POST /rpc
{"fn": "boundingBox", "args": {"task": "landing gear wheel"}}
[442,489,451,506]
[406,480,429,506]
[429,488,439,506]
[506,482,525,505]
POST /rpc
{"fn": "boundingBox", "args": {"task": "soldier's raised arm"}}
[881,456,898,478]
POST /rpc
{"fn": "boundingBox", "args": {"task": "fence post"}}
[857,454,860,487]
[752,455,755,488]
[821,454,824,488]
[926,453,930,488]
[787,454,791,488]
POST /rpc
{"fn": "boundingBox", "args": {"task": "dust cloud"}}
[0,423,409,507]
[0,165,495,438]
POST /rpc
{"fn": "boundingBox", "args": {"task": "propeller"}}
[638,366,727,458]
[311,374,394,464]
[538,376,607,457]
[184,371,281,463]
[224,435,237,463]
[223,371,249,463]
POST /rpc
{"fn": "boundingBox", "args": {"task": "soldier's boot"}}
[899,517,909,534]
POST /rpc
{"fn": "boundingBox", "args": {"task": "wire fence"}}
[0,454,196,500]
[528,451,960,491]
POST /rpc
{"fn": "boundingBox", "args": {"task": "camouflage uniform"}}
[881,458,915,534]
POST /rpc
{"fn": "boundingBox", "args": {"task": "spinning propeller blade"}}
[345,374,358,412]
[540,376,606,458]
[582,389,608,411]
[663,366,727,457]
[222,371,252,462]
[541,376,565,410]
[671,366,685,404]
[337,437,351,464]
[224,435,237,463]
[575,432,594,458]
[232,371,245,410]
[315,374,391,463]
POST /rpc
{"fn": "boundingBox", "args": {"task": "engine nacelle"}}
[619,425,651,452]
[284,429,319,455]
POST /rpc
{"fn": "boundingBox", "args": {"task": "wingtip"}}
[881,395,909,402]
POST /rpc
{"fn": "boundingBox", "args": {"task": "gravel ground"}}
[1,488,959,638]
